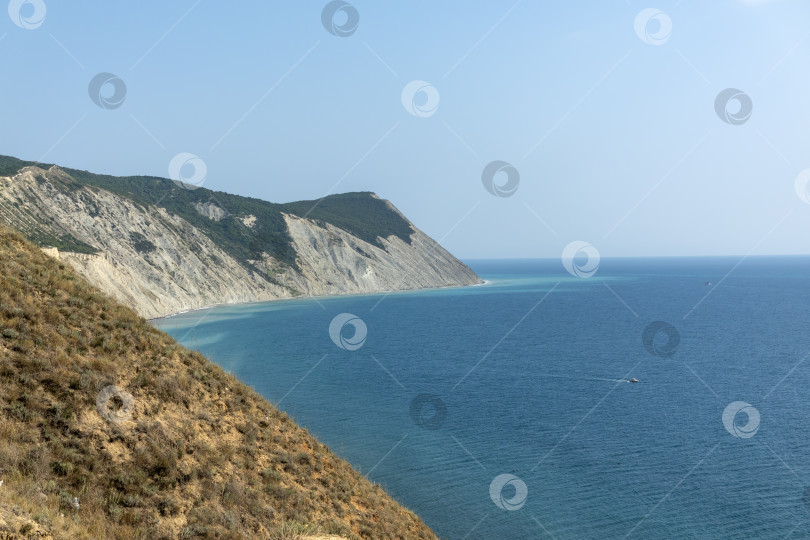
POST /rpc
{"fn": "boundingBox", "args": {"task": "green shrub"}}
[2,328,19,339]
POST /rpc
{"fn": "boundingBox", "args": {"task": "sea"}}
[152,257,810,539]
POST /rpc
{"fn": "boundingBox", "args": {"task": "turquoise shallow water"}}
[153,258,810,539]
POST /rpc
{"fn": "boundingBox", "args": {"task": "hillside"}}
[0,156,482,318]
[0,225,437,539]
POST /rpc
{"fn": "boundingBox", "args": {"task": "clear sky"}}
[2,0,809,258]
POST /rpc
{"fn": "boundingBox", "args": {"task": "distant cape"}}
[0,155,482,318]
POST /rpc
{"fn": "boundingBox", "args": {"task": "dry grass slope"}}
[0,225,437,540]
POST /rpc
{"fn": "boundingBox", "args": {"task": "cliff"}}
[0,156,482,319]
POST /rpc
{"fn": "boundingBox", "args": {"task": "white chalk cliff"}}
[0,165,482,319]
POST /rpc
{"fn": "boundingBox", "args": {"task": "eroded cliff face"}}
[0,166,481,318]
[278,212,481,296]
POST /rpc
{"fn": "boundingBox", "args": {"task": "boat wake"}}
[534,373,633,383]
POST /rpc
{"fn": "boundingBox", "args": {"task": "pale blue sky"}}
[1,0,809,258]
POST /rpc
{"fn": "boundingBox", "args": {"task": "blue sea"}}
[152,258,810,539]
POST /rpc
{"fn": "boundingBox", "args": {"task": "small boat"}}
[705,281,712,286]
[628,378,639,383]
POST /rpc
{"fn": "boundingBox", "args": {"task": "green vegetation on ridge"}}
[0,155,415,271]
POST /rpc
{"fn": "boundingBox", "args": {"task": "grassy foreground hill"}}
[0,224,436,539]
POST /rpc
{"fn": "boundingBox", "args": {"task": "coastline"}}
[148,278,488,322]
